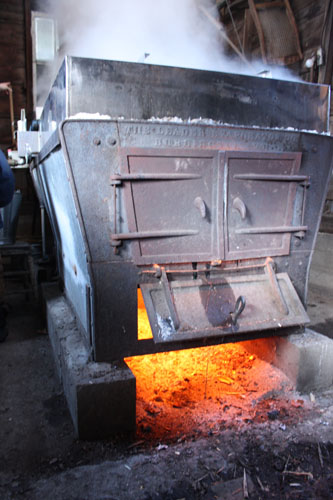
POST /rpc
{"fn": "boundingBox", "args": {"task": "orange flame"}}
[125,290,298,440]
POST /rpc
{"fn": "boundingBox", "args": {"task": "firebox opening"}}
[126,288,302,441]
[137,287,153,340]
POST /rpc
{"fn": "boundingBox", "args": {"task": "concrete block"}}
[244,329,333,393]
[275,329,333,393]
[42,283,136,439]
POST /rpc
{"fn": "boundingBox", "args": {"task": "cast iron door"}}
[113,149,222,265]
[140,268,309,343]
[224,152,305,260]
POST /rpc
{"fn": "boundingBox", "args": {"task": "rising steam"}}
[50,0,298,78]
[37,0,299,107]
[52,0,228,71]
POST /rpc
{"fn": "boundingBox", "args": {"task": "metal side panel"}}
[37,150,93,342]
[40,56,330,133]
[140,272,309,344]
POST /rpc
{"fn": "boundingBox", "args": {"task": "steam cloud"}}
[52,0,229,72]
[50,0,298,79]
[36,0,299,107]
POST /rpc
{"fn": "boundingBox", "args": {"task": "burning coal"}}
[125,292,309,441]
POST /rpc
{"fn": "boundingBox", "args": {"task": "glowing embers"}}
[126,292,304,441]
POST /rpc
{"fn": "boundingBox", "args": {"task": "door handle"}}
[194,196,207,219]
[230,296,246,326]
[232,197,247,220]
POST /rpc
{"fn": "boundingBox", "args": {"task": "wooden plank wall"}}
[220,0,328,80]
[291,0,327,80]
[220,0,332,129]
[0,0,31,151]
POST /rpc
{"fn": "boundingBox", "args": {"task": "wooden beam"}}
[284,0,303,60]
[319,0,333,85]
[242,8,255,54]
[255,1,284,9]
[217,0,247,10]
[248,0,267,63]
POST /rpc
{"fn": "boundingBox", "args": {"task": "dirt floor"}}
[0,274,333,499]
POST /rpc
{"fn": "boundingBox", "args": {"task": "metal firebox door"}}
[113,148,309,344]
[111,149,222,264]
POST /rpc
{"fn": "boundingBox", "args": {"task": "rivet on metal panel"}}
[93,137,101,146]
[107,136,117,147]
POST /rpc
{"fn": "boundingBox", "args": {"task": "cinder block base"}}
[275,329,333,392]
[244,329,333,393]
[42,283,136,439]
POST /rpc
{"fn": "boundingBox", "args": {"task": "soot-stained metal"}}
[34,56,333,362]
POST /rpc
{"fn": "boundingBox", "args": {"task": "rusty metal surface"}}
[112,148,307,264]
[118,149,221,264]
[225,151,303,260]
[37,117,333,361]
[40,56,330,134]
[36,149,93,344]
[140,271,309,344]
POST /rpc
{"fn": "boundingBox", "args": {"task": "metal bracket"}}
[160,268,180,331]
[233,174,309,182]
[264,257,289,315]
[235,225,308,235]
[295,178,311,239]
[110,172,201,185]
